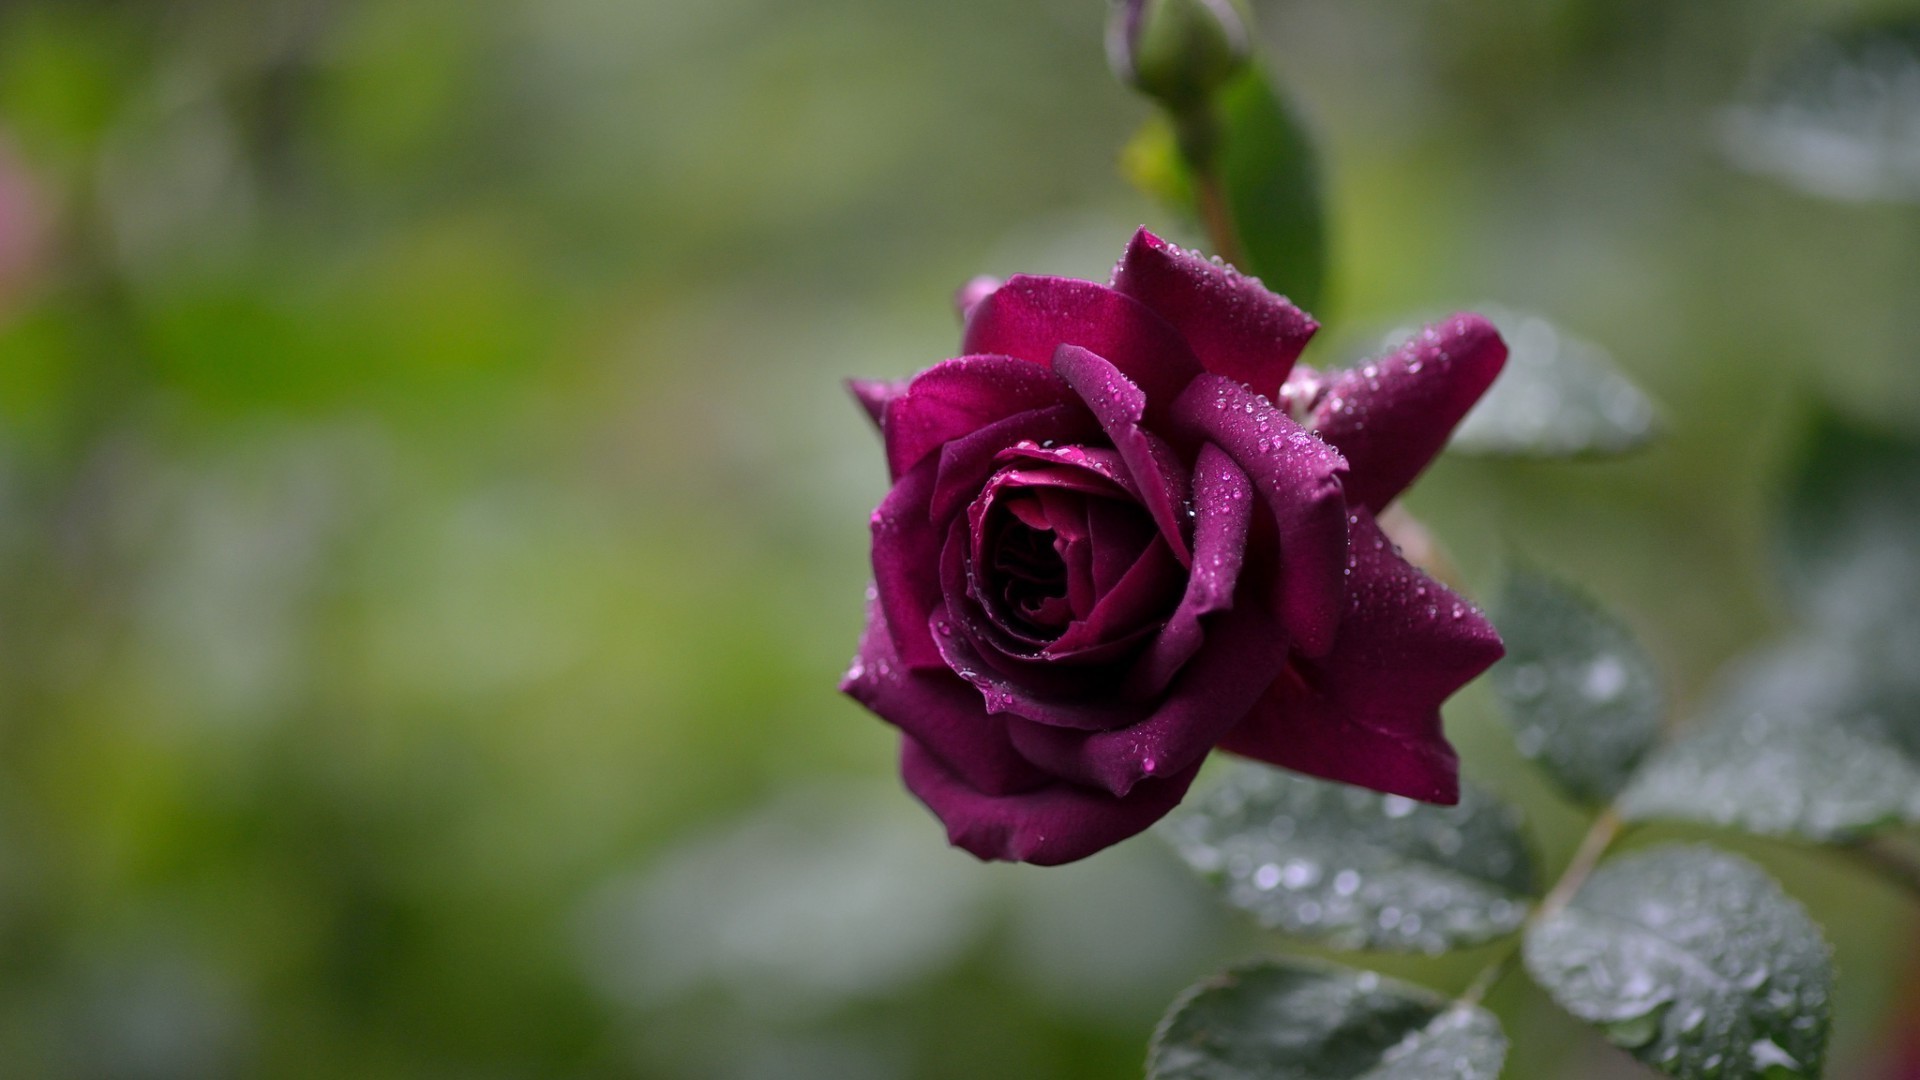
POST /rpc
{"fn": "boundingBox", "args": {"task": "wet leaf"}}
[1149,958,1506,1080]
[1618,639,1920,840]
[1445,308,1659,458]
[1493,564,1664,805]
[1161,764,1533,953]
[1720,20,1920,202]
[1525,846,1832,1079]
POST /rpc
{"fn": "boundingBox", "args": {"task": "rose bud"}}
[1107,0,1252,111]
[844,228,1507,865]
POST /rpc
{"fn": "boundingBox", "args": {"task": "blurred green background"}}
[0,0,1917,1076]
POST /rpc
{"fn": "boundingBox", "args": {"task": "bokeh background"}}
[0,0,1917,1076]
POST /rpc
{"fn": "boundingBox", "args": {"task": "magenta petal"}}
[960,275,1203,417]
[1109,227,1318,400]
[1220,508,1504,804]
[1124,444,1252,697]
[843,601,1049,796]
[1172,373,1349,657]
[870,457,948,670]
[1045,534,1182,657]
[931,405,1102,521]
[1053,344,1194,565]
[883,355,1078,481]
[1312,314,1507,511]
[955,275,1002,322]
[849,377,910,432]
[1007,599,1289,796]
[900,736,1200,865]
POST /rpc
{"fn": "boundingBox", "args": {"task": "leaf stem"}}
[1844,836,1920,903]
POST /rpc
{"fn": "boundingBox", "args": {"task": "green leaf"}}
[1120,65,1328,313]
[1149,959,1506,1080]
[1492,564,1664,805]
[1617,639,1920,840]
[1779,412,1920,662]
[1161,764,1533,953]
[1209,66,1328,314]
[1446,308,1660,458]
[1720,19,1920,203]
[1525,845,1832,1079]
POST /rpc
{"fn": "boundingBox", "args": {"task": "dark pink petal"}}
[955,275,1002,322]
[1109,227,1318,400]
[1219,508,1504,804]
[848,377,910,432]
[883,355,1078,480]
[1005,598,1290,795]
[930,405,1102,521]
[1312,314,1507,511]
[931,599,1136,729]
[1052,344,1194,565]
[1172,373,1349,657]
[1044,533,1182,657]
[870,457,948,670]
[843,600,1049,796]
[1124,444,1253,697]
[961,275,1203,416]
[900,736,1200,865]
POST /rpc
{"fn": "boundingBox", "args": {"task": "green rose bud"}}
[1107,0,1252,112]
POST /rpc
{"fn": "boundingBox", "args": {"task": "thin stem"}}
[1456,808,1626,1007]
[1845,836,1920,903]
[1537,809,1624,922]
[1193,168,1248,270]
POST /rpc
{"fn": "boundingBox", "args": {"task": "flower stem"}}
[1193,168,1247,271]
[1172,107,1248,271]
[1456,808,1625,1007]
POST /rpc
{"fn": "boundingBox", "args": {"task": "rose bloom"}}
[843,229,1506,865]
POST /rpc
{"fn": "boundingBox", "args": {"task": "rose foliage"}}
[843,229,1508,864]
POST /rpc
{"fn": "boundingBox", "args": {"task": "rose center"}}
[989,513,1074,634]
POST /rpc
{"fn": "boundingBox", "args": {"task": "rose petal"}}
[884,355,1079,480]
[870,457,948,670]
[1044,533,1182,658]
[848,377,910,432]
[1005,598,1290,796]
[1052,344,1194,565]
[900,735,1200,865]
[1219,508,1504,803]
[1312,314,1507,511]
[1172,373,1349,657]
[1123,443,1253,697]
[843,600,1049,796]
[931,404,1103,521]
[955,275,1003,322]
[1109,227,1318,400]
[961,275,1203,417]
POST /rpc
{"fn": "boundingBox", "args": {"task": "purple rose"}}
[843,228,1507,865]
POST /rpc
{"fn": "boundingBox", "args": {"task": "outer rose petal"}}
[960,275,1203,418]
[1109,227,1318,400]
[1053,344,1193,564]
[848,377,910,432]
[1312,314,1507,511]
[900,736,1200,865]
[1172,373,1350,657]
[1220,508,1504,803]
[883,355,1079,480]
[870,457,947,670]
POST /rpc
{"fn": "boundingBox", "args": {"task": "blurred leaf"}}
[1119,115,1196,211]
[1778,411,1920,652]
[1161,764,1533,953]
[1524,845,1832,1079]
[1493,564,1663,805]
[1148,958,1505,1080]
[1618,639,1920,840]
[1121,65,1327,312]
[1210,67,1327,313]
[1446,308,1659,457]
[1720,20,1920,203]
